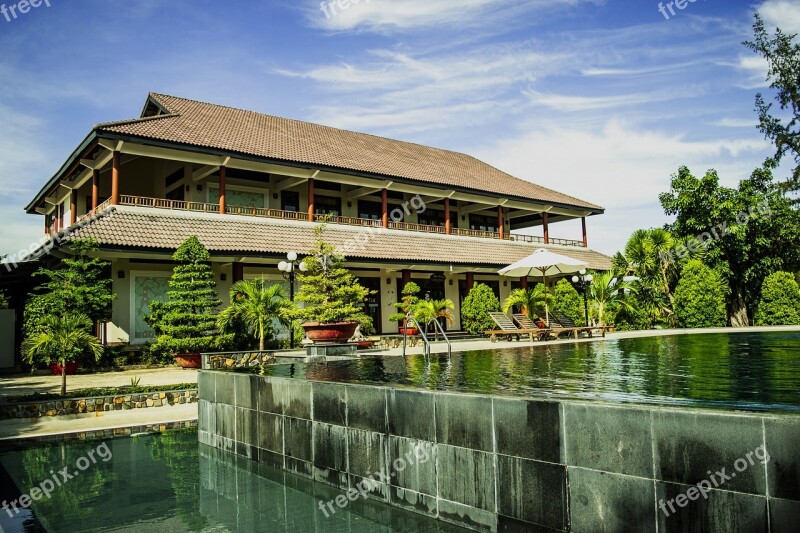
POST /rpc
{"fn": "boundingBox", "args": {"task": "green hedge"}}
[673,260,728,328]
[461,283,501,335]
[755,271,800,326]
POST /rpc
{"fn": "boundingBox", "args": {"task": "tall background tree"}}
[744,14,800,195]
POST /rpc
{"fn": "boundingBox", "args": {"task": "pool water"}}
[267,332,800,412]
[0,431,466,532]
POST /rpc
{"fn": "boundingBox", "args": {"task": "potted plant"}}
[502,284,554,321]
[389,282,421,335]
[217,280,293,351]
[147,236,233,368]
[22,313,103,396]
[413,298,455,340]
[287,225,373,343]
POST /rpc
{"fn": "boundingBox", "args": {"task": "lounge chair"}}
[485,312,549,342]
[511,314,558,341]
[549,310,605,338]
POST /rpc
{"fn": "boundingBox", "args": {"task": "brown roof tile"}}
[66,207,613,270]
[96,93,602,211]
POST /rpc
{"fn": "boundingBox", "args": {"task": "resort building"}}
[20,93,612,342]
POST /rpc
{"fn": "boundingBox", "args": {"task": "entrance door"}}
[359,278,382,334]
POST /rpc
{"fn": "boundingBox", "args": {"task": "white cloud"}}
[473,119,771,254]
[711,118,758,128]
[524,87,704,112]
[759,0,800,34]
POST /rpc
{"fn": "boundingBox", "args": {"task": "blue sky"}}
[0,0,797,257]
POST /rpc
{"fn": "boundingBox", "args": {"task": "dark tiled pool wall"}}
[198,371,800,533]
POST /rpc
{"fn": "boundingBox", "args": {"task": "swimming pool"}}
[265,331,800,412]
[0,431,467,532]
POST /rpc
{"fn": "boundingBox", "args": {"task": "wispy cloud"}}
[759,0,800,34]
[524,87,705,112]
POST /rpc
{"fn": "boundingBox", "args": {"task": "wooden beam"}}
[275,176,308,191]
[92,170,99,210]
[111,151,120,205]
[192,165,220,182]
[444,198,451,235]
[70,190,78,225]
[381,189,388,229]
[543,212,549,244]
[582,217,588,248]
[460,202,496,215]
[219,166,227,215]
[349,186,383,199]
[308,178,315,222]
[466,273,475,292]
[498,206,505,239]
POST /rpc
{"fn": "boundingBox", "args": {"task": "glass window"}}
[315,195,341,217]
[282,191,300,212]
[469,214,498,232]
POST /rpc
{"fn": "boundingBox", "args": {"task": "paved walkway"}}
[0,367,197,399]
[0,403,197,441]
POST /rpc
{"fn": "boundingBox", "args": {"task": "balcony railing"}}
[83,195,586,247]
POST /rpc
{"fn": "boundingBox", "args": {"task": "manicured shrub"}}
[554,278,584,326]
[755,271,800,326]
[148,236,233,355]
[461,283,501,335]
[673,260,728,328]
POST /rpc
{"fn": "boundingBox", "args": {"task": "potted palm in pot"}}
[147,236,233,368]
[22,313,103,396]
[287,225,373,343]
[389,282,421,335]
[217,279,293,350]
[502,284,554,324]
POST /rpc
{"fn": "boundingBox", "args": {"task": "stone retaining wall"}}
[198,371,800,533]
[0,389,198,420]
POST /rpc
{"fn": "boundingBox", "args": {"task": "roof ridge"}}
[94,113,180,130]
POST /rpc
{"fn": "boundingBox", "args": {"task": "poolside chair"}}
[550,310,605,338]
[511,314,557,341]
[485,312,543,342]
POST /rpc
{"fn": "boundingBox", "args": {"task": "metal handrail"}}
[429,318,452,358]
[402,314,431,357]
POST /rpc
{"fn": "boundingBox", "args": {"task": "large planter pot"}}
[399,326,419,336]
[174,354,202,369]
[49,361,78,375]
[302,322,359,344]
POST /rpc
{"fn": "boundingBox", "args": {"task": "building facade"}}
[22,93,613,342]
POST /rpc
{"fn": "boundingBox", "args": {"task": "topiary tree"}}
[755,271,800,325]
[148,236,232,355]
[461,283,501,335]
[554,278,584,326]
[286,225,373,325]
[389,282,421,323]
[674,260,728,328]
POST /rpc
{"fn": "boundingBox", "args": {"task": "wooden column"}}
[497,206,505,239]
[466,273,475,292]
[381,189,389,229]
[520,277,529,290]
[401,269,412,287]
[542,212,549,244]
[582,217,588,248]
[307,178,315,222]
[70,190,78,225]
[111,151,120,205]
[232,263,244,283]
[54,205,61,232]
[91,169,99,210]
[444,198,451,235]
[219,166,227,214]
[45,214,50,234]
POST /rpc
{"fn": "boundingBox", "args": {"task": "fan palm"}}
[22,313,103,396]
[413,299,455,340]
[217,280,293,351]
[502,285,554,320]
[589,272,636,327]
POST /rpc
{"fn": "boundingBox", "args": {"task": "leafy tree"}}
[659,166,800,326]
[287,225,372,325]
[217,280,293,351]
[461,283,500,335]
[502,284,553,320]
[589,272,636,327]
[755,271,800,325]
[554,278,584,326]
[23,238,114,337]
[673,260,728,328]
[389,282,421,322]
[148,236,232,355]
[744,14,800,193]
[22,314,103,396]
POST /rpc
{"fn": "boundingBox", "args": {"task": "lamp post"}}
[278,252,307,348]
[571,269,594,327]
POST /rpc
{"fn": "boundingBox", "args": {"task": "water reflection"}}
[278,332,800,412]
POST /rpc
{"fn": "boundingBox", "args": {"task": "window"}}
[282,191,300,212]
[166,187,185,202]
[418,208,459,228]
[315,195,341,217]
[469,214,498,233]
[358,200,382,220]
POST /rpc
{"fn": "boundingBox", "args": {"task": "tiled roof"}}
[96,93,602,211]
[65,206,614,270]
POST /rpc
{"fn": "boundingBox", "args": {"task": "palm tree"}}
[589,272,636,327]
[502,285,554,320]
[413,298,455,340]
[217,280,293,351]
[22,314,103,396]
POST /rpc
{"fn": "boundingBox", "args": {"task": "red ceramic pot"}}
[174,354,202,369]
[49,361,79,375]
[399,326,419,336]
[302,322,359,344]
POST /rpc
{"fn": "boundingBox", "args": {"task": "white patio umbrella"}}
[498,248,587,324]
